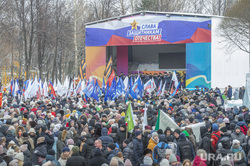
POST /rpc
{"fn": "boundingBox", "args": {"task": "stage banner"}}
[86,47,106,82]
[0,93,2,107]
[86,14,211,46]
[186,43,211,89]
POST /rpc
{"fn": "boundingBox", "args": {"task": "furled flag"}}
[104,56,113,80]
[161,81,166,96]
[155,110,179,131]
[123,76,128,91]
[91,80,99,101]
[171,82,180,96]
[142,106,148,131]
[105,77,116,101]
[107,70,115,87]
[116,77,124,98]
[79,60,87,80]
[156,80,162,96]
[171,71,179,88]
[125,101,135,133]
[75,80,82,94]
[43,80,48,97]
[102,77,105,94]
[49,81,56,98]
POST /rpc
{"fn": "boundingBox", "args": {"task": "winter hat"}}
[28,128,35,133]
[169,154,177,163]
[124,159,132,166]
[14,152,24,162]
[67,139,74,145]
[143,156,153,165]
[11,118,18,124]
[212,123,219,131]
[48,149,55,156]
[143,149,152,155]
[235,126,241,130]
[160,159,170,166]
[223,118,230,124]
[145,125,152,130]
[134,131,141,137]
[232,139,240,145]
[217,118,224,124]
[22,132,28,138]
[62,147,70,153]
[9,160,18,166]
[123,139,130,145]
[220,126,227,133]
[72,146,79,153]
[165,149,173,155]
[23,161,34,166]
[20,144,28,152]
[238,116,243,121]
[37,137,45,144]
[108,143,116,150]
[174,129,181,134]
[220,156,232,166]
[151,132,158,138]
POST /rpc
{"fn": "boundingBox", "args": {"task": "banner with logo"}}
[86,14,211,46]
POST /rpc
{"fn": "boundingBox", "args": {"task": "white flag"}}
[142,106,148,131]
[171,71,179,88]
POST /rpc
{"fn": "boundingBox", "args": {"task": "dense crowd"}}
[0,80,248,166]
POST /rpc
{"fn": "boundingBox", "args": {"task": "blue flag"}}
[83,79,94,98]
[156,80,162,96]
[130,76,143,99]
[102,77,105,94]
[91,82,99,101]
[105,77,116,101]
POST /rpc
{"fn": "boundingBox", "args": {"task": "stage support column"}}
[117,46,128,75]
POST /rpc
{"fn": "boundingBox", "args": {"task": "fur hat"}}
[20,144,28,152]
[67,139,74,145]
[14,152,24,162]
[37,137,45,144]
[28,128,35,133]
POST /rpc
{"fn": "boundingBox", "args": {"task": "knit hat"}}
[14,152,24,162]
[20,144,28,152]
[232,139,240,145]
[151,132,158,138]
[143,156,153,165]
[160,159,170,166]
[28,128,35,133]
[48,149,55,156]
[223,118,230,124]
[134,131,141,138]
[67,139,74,145]
[11,118,18,124]
[9,160,18,166]
[220,126,227,133]
[145,125,152,130]
[108,143,116,150]
[169,154,177,163]
[165,149,173,155]
[174,129,181,134]
[72,146,79,153]
[123,139,130,145]
[23,161,34,166]
[22,132,28,138]
[124,159,132,166]
[62,147,70,153]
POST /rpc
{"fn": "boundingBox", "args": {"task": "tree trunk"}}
[74,0,78,77]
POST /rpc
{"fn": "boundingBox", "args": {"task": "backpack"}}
[168,142,177,154]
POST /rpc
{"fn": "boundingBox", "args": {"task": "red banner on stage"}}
[0,93,2,107]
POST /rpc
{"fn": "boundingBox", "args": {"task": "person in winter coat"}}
[177,133,195,162]
[227,85,233,100]
[57,130,67,160]
[185,127,196,151]
[58,147,71,166]
[147,132,159,152]
[122,139,133,162]
[109,126,118,143]
[107,143,119,163]
[89,148,108,166]
[5,130,19,147]
[32,137,47,165]
[234,88,240,100]
[39,126,54,153]
[236,116,248,135]
[142,126,152,150]
[153,135,171,165]
[90,139,108,158]
[215,137,234,165]
[211,123,221,152]
[116,124,126,148]
[42,149,61,166]
[66,146,87,166]
[20,144,32,162]
[81,134,94,165]
[231,126,247,148]
[99,127,114,148]
[231,139,246,166]
[192,149,207,166]
[132,131,144,166]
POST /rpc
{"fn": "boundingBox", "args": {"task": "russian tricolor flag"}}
[171,82,180,96]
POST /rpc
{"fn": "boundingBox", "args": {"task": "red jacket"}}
[211,130,221,151]
[192,156,207,166]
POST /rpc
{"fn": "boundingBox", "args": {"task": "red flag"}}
[49,82,56,97]
[170,84,174,94]
[107,70,115,87]
[0,93,2,107]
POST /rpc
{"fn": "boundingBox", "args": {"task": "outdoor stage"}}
[85,11,249,89]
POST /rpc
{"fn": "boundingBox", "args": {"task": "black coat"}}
[81,137,94,164]
[66,153,87,166]
[116,129,126,147]
[177,133,195,162]
[107,149,119,163]
[99,128,113,147]
[199,126,211,154]
[90,147,108,159]
[32,142,47,165]
[89,149,108,166]
[123,142,133,162]
[40,132,54,152]
[6,132,19,147]
[132,138,143,166]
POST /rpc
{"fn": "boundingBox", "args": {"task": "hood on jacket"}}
[236,121,247,127]
[179,133,186,141]
[200,126,208,138]
[46,154,55,161]
[0,125,8,136]
[221,137,231,149]
[109,149,119,155]
[193,156,206,165]
[159,135,166,142]
[94,148,102,157]
[212,123,219,131]
[101,127,108,136]
[157,142,169,149]
[85,137,94,145]
[15,126,25,137]
[196,114,203,122]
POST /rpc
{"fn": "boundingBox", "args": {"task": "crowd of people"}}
[0,78,248,166]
